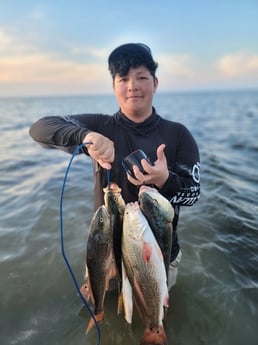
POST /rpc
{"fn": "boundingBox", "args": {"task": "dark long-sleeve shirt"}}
[30,109,200,260]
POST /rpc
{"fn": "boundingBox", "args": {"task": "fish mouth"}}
[96,205,110,218]
[125,201,139,211]
[103,182,121,193]
[139,185,158,194]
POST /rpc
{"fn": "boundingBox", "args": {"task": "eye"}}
[118,77,127,83]
[153,199,158,206]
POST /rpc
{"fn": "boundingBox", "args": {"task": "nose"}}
[128,78,139,91]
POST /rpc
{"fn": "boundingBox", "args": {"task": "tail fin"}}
[85,310,104,334]
[139,325,167,345]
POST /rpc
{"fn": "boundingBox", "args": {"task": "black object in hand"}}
[122,149,153,179]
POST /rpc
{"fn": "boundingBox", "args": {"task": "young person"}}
[29,43,200,289]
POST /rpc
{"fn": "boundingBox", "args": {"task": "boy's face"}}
[113,66,158,122]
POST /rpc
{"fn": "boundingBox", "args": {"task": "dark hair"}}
[108,43,158,80]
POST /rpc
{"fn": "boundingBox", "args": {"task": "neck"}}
[121,108,153,123]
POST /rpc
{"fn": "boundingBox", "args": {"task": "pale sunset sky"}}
[0,0,258,97]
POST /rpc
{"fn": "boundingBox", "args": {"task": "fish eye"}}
[99,217,104,223]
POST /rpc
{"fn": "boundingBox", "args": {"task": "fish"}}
[103,182,125,289]
[122,201,169,345]
[103,182,126,217]
[82,205,114,333]
[138,185,174,280]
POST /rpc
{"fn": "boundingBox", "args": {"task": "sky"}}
[0,0,258,97]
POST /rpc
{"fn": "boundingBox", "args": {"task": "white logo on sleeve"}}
[192,162,200,183]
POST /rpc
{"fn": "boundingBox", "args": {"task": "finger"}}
[156,144,166,160]
[126,173,139,185]
[97,159,112,170]
[104,147,115,163]
[89,145,114,165]
[132,165,146,182]
[141,158,153,173]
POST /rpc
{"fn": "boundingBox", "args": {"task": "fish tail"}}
[117,292,123,315]
[139,325,167,345]
[85,310,104,334]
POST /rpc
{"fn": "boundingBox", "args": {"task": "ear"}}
[154,77,158,92]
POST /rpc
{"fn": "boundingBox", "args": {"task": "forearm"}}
[160,124,201,206]
[29,116,90,149]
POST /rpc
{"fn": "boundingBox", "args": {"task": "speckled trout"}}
[138,185,174,280]
[82,205,114,333]
[122,201,169,345]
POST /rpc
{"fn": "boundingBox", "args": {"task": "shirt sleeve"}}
[29,115,96,154]
[159,124,200,206]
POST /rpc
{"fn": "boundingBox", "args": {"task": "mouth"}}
[126,95,142,100]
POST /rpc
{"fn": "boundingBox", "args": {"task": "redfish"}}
[138,185,174,280]
[83,205,114,333]
[122,202,168,345]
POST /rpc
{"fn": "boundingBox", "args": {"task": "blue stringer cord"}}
[59,142,101,345]
[106,169,111,189]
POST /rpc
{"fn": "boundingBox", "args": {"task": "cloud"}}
[155,53,199,90]
[156,51,258,90]
[158,53,195,78]
[70,46,107,59]
[0,28,38,56]
[0,28,110,94]
[0,29,12,46]
[216,52,258,77]
[1,27,258,96]
[0,54,107,83]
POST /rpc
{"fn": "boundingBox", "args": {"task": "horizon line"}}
[0,86,257,100]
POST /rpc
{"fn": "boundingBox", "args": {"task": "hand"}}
[127,144,169,189]
[83,132,114,170]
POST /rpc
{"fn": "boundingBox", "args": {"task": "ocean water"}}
[0,90,257,345]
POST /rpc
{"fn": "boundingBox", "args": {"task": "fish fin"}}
[85,275,95,304]
[84,263,88,280]
[133,277,149,316]
[117,292,123,315]
[163,306,169,321]
[85,311,104,334]
[120,260,133,323]
[80,265,91,301]
[110,259,118,280]
[107,261,118,291]
[163,291,169,309]
[80,283,90,301]
[139,326,167,345]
